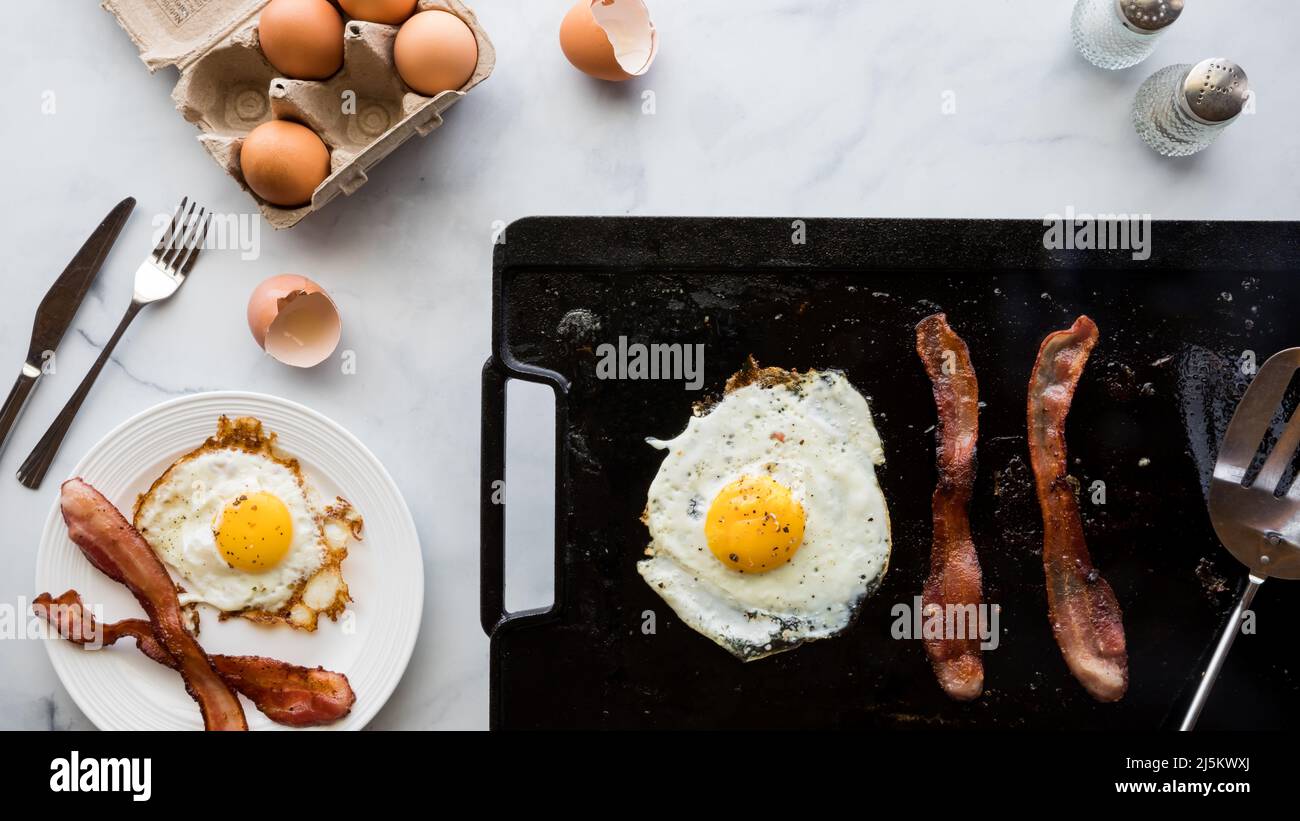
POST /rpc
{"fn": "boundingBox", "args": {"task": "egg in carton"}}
[102,0,494,228]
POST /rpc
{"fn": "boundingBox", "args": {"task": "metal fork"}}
[1181,347,1300,729]
[17,198,210,489]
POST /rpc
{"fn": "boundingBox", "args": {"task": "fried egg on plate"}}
[133,416,362,630]
[639,361,891,660]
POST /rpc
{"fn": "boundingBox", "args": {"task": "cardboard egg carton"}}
[102,0,495,228]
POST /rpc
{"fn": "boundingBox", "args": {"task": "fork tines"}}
[154,197,211,275]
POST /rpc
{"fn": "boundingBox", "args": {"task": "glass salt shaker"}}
[1132,58,1249,156]
[1071,0,1184,70]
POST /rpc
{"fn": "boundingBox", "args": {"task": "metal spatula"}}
[1182,348,1300,730]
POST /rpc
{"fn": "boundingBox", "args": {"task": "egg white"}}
[639,369,891,660]
[135,448,324,613]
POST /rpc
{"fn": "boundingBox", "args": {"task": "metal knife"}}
[0,197,135,459]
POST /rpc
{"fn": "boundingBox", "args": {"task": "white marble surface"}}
[0,1,1296,730]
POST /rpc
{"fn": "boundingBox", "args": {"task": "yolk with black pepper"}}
[213,491,293,572]
[704,475,805,573]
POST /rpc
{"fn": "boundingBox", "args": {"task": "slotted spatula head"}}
[1209,348,1300,580]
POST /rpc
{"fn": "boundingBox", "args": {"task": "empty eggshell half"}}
[560,0,658,82]
[247,274,342,368]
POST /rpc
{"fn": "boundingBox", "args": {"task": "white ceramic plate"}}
[34,392,423,731]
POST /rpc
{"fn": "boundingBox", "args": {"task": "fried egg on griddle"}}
[639,361,892,660]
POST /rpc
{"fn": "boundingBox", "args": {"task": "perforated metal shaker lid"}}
[1180,58,1249,124]
[1116,0,1184,33]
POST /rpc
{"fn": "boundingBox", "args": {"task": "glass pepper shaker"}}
[1132,58,1249,156]
[1071,0,1184,70]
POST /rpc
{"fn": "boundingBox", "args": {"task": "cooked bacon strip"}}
[34,590,172,665]
[211,656,356,727]
[58,479,247,730]
[34,590,355,727]
[915,313,984,701]
[1027,316,1128,702]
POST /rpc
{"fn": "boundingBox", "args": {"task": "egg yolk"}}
[704,475,805,573]
[214,491,293,572]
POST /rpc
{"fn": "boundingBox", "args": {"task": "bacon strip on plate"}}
[34,590,356,727]
[34,590,173,665]
[915,313,985,701]
[211,656,355,727]
[58,478,248,730]
[1026,316,1128,702]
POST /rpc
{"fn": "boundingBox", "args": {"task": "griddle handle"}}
[481,359,508,634]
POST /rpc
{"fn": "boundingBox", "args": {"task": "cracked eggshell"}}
[247,275,342,368]
[559,0,658,82]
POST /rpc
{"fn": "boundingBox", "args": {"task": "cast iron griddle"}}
[482,218,1300,730]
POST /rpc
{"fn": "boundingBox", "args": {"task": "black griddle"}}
[482,218,1300,730]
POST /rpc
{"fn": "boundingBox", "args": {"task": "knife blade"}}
[0,197,135,459]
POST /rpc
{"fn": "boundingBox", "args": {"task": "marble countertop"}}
[1,0,1296,730]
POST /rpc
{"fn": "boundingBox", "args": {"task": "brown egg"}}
[559,0,658,82]
[393,10,479,96]
[338,0,417,25]
[258,0,345,80]
[240,121,332,208]
[247,275,342,368]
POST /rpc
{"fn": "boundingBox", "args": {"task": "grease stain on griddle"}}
[1177,346,1254,499]
[991,453,1039,558]
[1194,556,1230,602]
[557,307,602,349]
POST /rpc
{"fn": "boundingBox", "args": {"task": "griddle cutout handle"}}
[481,358,564,636]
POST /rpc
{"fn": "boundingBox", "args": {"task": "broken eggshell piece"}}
[247,275,342,368]
[559,0,658,82]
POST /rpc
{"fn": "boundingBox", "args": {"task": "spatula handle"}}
[1180,575,1263,731]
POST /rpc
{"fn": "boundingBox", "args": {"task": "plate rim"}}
[34,390,424,731]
